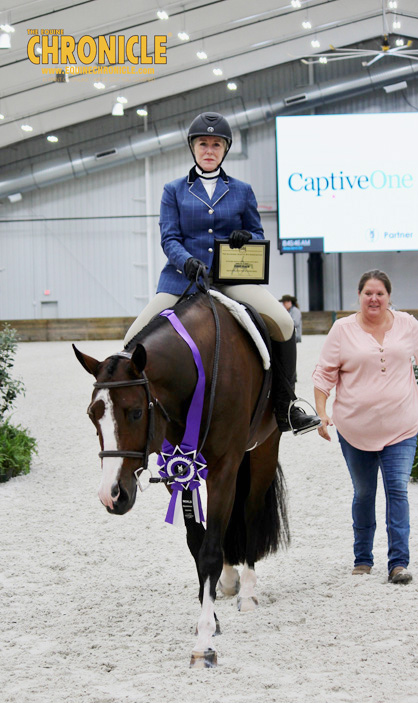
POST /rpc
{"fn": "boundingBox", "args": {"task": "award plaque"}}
[213,239,270,285]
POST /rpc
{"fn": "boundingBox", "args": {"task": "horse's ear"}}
[72,344,100,377]
[131,344,147,375]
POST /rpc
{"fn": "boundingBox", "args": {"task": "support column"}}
[308,252,324,311]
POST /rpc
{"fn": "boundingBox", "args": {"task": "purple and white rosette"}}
[157,309,209,526]
[157,442,208,526]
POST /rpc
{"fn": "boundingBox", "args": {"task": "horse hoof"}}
[190,649,217,669]
[237,595,258,612]
[218,568,241,596]
[218,578,240,596]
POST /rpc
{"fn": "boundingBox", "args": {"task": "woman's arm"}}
[159,183,192,272]
[241,186,264,240]
[314,387,334,442]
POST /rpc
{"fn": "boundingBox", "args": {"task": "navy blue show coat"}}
[157,168,265,295]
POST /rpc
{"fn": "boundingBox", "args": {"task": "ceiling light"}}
[178,31,189,41]
[93,81,105,89]
[136,108,148,116]
[197,51,207,60]
[319,56,328,64]
[311,39,320,48]
[21,124,33,132]
[116,96,128,104]
[0,24,15,33]
[112,102,124,116]
[388,1,397,8]
[0,113,4,120]
[291,0,301,7]
[383,80,407,93]
[396,38,404,46]
[227,82,237,91]
[0,32,11,49]
[251,39,273,48]
[157,10,169,20]
[393,20,401,29]
[8,193,22,203]
[213,68,223,76]
[302,21,312,30]
[47,135,59,143]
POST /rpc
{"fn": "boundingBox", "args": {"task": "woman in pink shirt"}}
[312,270,418,584]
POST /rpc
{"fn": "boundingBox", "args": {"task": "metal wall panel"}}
[1,160,150,319]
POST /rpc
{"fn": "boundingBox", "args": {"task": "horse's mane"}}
[124,293,206,352]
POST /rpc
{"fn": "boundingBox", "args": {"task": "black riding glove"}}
[184,257,207,281]
[228,230,252,249]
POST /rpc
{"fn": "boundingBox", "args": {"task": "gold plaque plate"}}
[213,239,270,285]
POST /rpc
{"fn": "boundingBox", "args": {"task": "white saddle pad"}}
[209,290,271,370]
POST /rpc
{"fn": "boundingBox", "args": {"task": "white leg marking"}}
[237,563,258,612]
[218,563,240,596]
[195,578,216,653]
[96,389,122,509]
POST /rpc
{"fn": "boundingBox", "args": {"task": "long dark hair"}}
[358,270,392,295]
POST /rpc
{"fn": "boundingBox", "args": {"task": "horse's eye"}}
[128,408,143,422]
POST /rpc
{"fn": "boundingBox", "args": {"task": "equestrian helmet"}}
[187,112,233,155]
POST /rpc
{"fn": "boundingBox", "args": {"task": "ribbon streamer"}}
[157,309,208,525]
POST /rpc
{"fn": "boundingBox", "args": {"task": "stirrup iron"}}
[288,398,321,437]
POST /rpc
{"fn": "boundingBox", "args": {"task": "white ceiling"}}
[0,0,418,151]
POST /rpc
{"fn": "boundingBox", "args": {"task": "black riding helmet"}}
[187,112,232,169]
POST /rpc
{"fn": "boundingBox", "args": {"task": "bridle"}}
[93,370,169,478]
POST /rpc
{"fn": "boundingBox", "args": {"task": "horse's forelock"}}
[102,354,137,381]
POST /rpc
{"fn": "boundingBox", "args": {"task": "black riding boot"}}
[271,333,321,435]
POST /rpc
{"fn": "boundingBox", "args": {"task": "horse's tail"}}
[222,453,290,566]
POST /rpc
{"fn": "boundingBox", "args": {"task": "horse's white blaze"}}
[96,389,122,508]
[195,578,216,653]
[239,563,257,599]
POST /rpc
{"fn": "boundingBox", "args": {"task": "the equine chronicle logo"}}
[26,29,167,71]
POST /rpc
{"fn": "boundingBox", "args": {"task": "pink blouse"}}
[312,311,418,450]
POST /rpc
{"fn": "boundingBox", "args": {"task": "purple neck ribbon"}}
[156,308,208,526]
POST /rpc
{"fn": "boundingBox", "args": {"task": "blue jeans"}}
[338,432,417,573]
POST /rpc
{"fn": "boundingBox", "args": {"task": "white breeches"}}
[124,285,294,346]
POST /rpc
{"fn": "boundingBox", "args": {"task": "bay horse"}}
[73,291,290,668]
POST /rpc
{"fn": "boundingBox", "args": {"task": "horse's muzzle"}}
[103,481,137,515]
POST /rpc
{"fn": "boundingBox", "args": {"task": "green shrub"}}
[0,420,37,483]
[0,324,37,482]
[0,324,25,422]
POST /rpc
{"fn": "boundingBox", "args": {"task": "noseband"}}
[93,371,169,474]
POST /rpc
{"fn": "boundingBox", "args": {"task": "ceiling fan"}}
[301,1,418,67]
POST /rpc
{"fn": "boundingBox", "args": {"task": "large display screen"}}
[276,113,418,253]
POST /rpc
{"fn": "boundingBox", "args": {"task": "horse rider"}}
[124,111,320,435]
